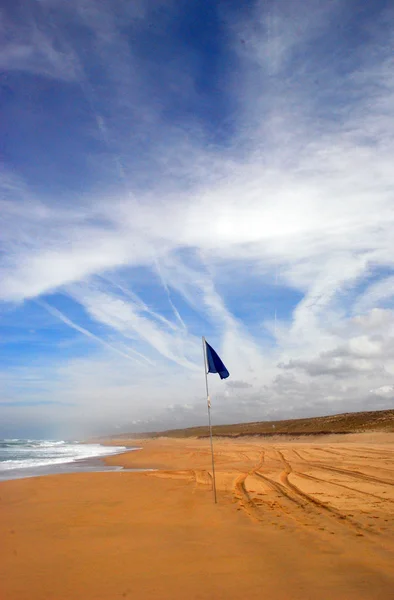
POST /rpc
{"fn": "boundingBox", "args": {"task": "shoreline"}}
[0,443,140,482]
[2,433,394,599]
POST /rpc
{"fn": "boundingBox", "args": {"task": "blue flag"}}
[205,340,229,379]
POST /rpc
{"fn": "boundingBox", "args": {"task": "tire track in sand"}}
[294,471,394,506]
[302,461,394,488]
[310,447,394,473]
[232,451,266,521]
[275,449,367,534]
[252,452,362,533]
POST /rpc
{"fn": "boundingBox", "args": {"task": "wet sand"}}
[1,433,394,599]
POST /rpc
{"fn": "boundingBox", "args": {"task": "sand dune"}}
[103,408,394,438]
[2,434,394,599]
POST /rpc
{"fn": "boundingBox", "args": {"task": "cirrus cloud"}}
[1,0,394,437]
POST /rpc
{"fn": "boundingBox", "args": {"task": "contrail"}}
[153,257,188,331]
[37,300,154,366]
[100,275,184,333]
[35,2,183,334]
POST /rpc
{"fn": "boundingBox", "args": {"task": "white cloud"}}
[370,385,394,398]
[69,282,200,370]
[354,276,394,315]
[0,11,79,81]
[38,299,152,365]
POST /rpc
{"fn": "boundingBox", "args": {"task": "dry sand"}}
[1,433,394,599]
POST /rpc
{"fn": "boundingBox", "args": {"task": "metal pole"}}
[202,336,217,504]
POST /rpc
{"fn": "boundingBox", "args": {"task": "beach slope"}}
[1,434,394,599]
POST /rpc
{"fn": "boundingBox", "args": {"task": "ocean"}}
[0,439,132,481]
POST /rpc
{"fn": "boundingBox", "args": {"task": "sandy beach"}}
[2,434,394,599]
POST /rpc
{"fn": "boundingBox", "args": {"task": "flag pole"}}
[202,336,218,504]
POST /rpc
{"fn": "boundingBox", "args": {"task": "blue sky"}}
[1,0,394,438]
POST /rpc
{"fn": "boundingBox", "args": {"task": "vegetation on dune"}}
[107,409,394,440]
